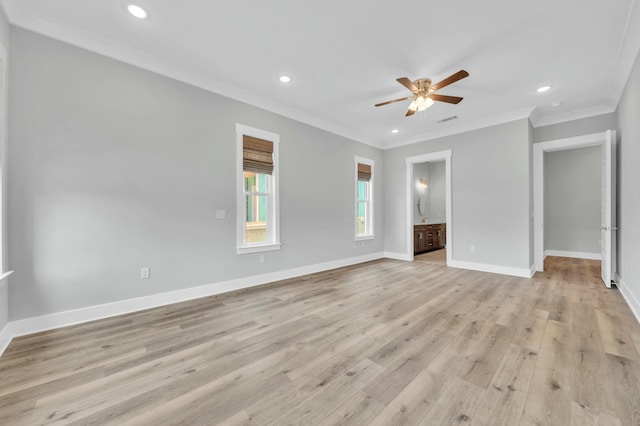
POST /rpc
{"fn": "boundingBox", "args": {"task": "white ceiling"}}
[2,0,639,149]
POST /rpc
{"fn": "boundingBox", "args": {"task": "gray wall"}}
[428,161,446,222]
[385,119,532,270]
[0,7,10,333]
[617,47,640,310]
[544,146,601,254]
[7,28,384,320]
[533,112,618,143]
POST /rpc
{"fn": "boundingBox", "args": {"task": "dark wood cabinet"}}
[414,223,446,255]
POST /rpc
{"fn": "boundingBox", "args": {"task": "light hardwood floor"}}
[1,257,639,425]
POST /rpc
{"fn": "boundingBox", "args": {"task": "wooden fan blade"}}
[405,109,416,117]
[375,96,412,107]
[396,77,419,93]
[431,70,469,91]
[431,94,463,104]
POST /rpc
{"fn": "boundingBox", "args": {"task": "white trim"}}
[530,104,617,128]
[0,322,10,357]
[533,131,611,272]
[236,123,281,255]
[0,252,385,357]
[448,260,535,278]
[354,156,375,239]
[544,250,601,260]
[384,251,411,261]
[615,274,640,326]
[405,150,452,266]
[383,108,534,149]
[236,243,281,255]
[0,270,12,282]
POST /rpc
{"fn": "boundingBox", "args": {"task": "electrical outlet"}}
[259,255,265,264]
[470,245,476,253]
[216,210,226,219]
[140,267,150,279]
[624,259,628,270]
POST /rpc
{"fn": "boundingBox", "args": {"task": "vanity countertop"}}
[414,221,445,226]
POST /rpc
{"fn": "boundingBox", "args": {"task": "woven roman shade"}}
[357,163,371,181]
[243,135,273,174]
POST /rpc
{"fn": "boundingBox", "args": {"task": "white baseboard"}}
[0,252,385,357]
[0,324,11,356]
[615,273,640,326]
[544,250,601,260]
[384,251,411,261]
[448,260,534,278]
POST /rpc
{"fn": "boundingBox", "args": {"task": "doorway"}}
[405,150,452,264]
[533,130,616,287]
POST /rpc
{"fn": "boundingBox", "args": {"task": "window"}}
[236,124,280,254]
[355,156,374,240]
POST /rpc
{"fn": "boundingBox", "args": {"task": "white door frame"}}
[533,130,614,274]
[406,150,452,263]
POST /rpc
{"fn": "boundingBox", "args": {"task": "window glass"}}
[236,124,280,254]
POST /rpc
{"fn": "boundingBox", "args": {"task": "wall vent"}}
[437,115,458,124]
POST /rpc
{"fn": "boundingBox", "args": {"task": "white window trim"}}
[355,156,375,241]
[236,123,281,255]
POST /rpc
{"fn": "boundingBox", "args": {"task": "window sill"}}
[355,234,375,242]
[237,243,282,255]
[0,271,14,283]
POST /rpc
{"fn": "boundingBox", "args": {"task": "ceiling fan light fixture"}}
[411,96,434,111]
[375,70,468,116]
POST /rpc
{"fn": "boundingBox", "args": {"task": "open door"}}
[600,130,617,288]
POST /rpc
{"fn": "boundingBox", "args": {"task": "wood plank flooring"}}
[1,256,639,425]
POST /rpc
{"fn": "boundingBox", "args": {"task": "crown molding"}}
[2,3,380,149]
[0,0,15,23]
[530,104,617,128]
[2,0,636,151]
[610,0,640,106]
[381,107,535,150]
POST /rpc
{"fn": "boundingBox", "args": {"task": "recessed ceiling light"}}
[551,102,561,107]
[127,4,147,19]
[391,129,399,134]
[279,75,291,83]
[537,85,552,93]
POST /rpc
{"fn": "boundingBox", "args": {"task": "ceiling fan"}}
[375,70,469,116]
